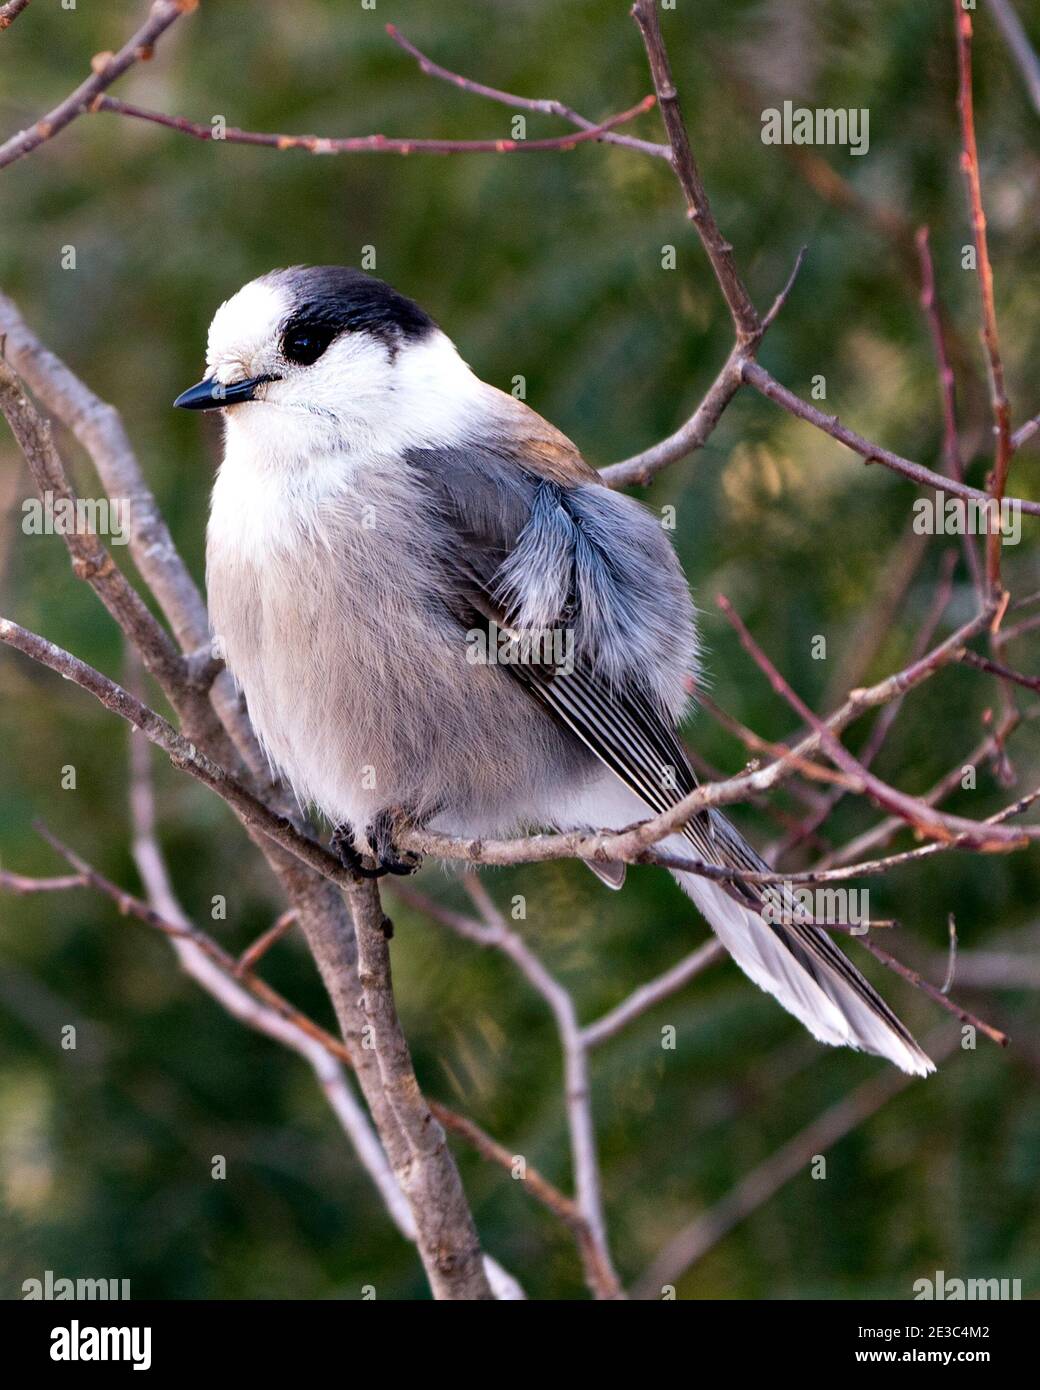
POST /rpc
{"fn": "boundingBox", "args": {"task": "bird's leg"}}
[330,821,383,879]
[365,807,423,877]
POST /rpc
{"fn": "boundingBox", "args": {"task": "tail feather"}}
[669,815,935,1077]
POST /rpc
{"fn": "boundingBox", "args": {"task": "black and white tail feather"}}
[431,464,934,1079]
[516,656,935,1078]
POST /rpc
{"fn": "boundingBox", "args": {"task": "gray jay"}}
[177,265,933,1077]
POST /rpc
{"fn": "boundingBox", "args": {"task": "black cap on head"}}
[265,266,436,356]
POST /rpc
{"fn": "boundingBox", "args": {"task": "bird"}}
[176,265,934,1077]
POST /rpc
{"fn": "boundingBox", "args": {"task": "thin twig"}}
[93,92,658,157]
[955,0,1013,594]
[386,24,668,159]
[742,360,1040,518]
[630,0,760,340]
[0,0,31,31]
[0,0,193,171]
[235,910,298,977]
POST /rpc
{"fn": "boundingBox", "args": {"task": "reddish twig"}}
[92,92,657,157]
[857,933,1007,1048]
[0,0,194,171]
[954,2,1013,594]
[715,594,1031,851]
[916,226,983,593]
[235,910,298,977]
[386,24,668,160]
[0,0,30,31]
[958,647,1040,695]
[742,360,1040,518]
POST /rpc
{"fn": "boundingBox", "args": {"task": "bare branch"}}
[581,941,723,1048]
[742,360,1040,518]
[93,92,658,157]
[0,618,361,891]
[391,24,669,159]
[347,875,493,1299]
[0,0,30,32]
[958,647,1040,695]
[459,874,622,1296]
[0,362,187,698]
[600,344,745,488]
[716,594,1032,851]
[955,1,1013,594]
[630,0,760,340]
[0,0,194,171]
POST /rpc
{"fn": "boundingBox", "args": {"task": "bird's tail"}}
[666,811,934,1077]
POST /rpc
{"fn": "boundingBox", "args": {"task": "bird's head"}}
[176,266,485,464]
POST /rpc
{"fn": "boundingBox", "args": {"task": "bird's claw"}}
[330,814,423,879]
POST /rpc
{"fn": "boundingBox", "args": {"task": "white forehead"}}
[206,279,289,371]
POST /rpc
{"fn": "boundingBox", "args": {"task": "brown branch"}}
[742,360,1040,517]
[93,92,658,157]
[33,822,356,1066]
[716,594,1032,851]
[916,226,983,593]
[25,818,535,1293]
[0,0,30,31]
[630,0,760,341]
[385,24,668,160]
[817,708,1029,870]
[856,934,1008,1048]
[0,362,189,702]
[347,875,493,1299]
[601,249,806,488]
[0,0,193,171]
[780,549,957,861]
[0,618,362,892]
[958,647,1040,695]
[460,874,621,1295]
[955,1,1013,593]
[0,291,275,791]
[235,910,298,977]
[600,345,745,488]
[393,877,623,1298]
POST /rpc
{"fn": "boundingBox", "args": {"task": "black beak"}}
[173,374,278,410]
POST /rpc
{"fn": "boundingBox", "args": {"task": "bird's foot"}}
[330,814,422,879]
[366,808,423,877]
[330,822,380,877]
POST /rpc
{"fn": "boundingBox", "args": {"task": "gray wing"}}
[410,444,930,1068]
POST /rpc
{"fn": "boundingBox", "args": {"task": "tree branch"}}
[92,92,657,157]
[0,0,194,171]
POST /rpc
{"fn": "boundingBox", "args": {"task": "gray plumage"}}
[194,265,934,1077]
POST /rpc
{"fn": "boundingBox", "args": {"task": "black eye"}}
[281,324,334,366]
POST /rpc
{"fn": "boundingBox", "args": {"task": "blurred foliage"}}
[1,0,1039,1300]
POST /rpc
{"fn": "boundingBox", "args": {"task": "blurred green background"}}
[1,0,1039,1300]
